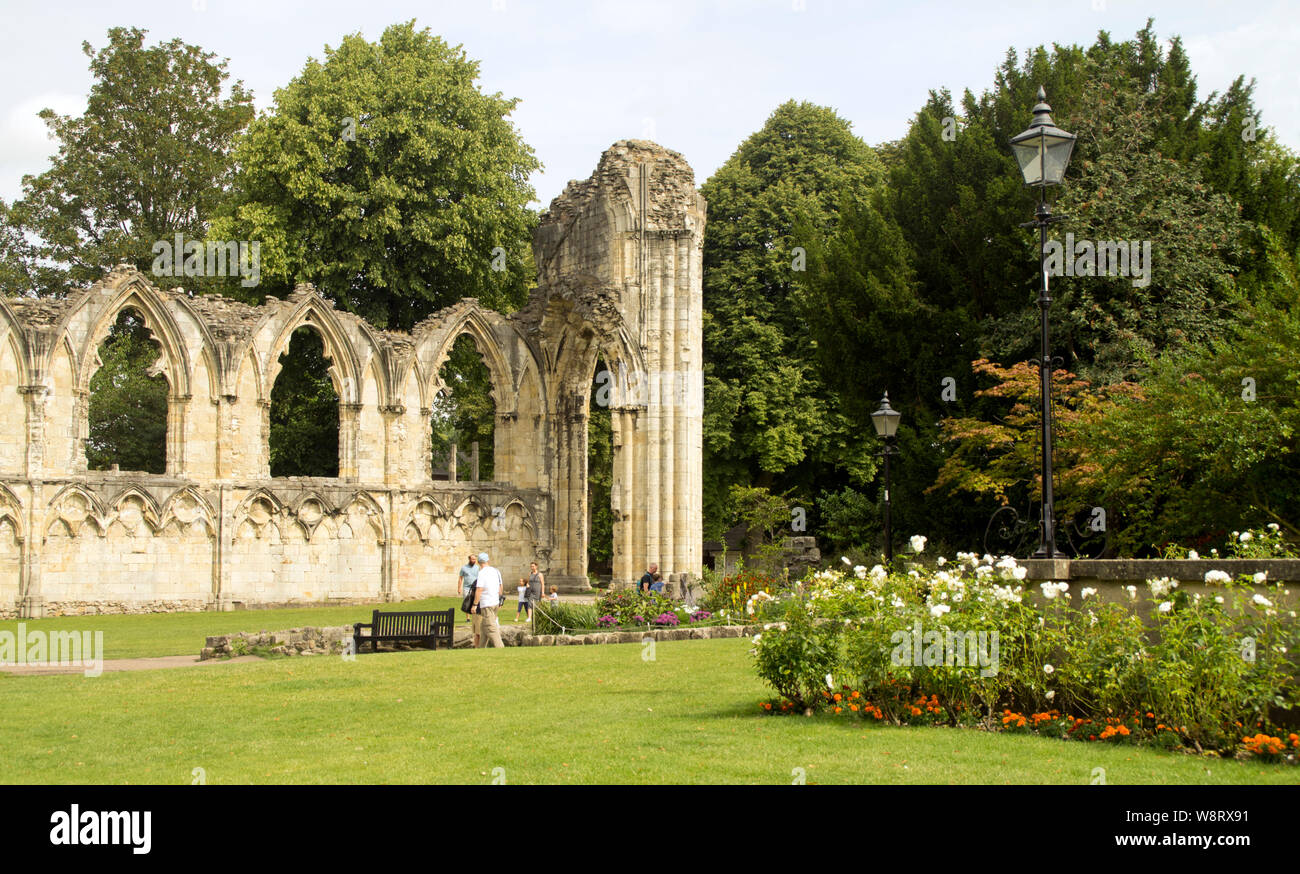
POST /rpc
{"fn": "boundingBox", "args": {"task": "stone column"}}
[338,402,362,480]
[379,404,405,487]
[545,389,592,593]
[166,394,190,476]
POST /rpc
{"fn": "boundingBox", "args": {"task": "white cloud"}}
[0,94,85,202]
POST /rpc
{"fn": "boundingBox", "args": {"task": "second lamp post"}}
[871,393,901,564]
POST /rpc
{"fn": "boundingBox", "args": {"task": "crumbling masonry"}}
[0,140,705,617]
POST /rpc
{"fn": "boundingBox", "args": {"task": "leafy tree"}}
[214,21,539,329]
[1,27,253,297]
[701,100,885,537]
[1078,264,1300,551]
[269,327,339,478]
[928,358,1138,527]
[86,310,169,474]
[1039,62,1250,383]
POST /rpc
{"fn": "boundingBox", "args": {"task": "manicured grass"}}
[0,597,539,659]
[1,638,1295,785]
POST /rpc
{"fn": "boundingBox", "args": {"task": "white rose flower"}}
[1268,523,1280,531]
[1081,587,1097,600]
[1045,690,1055,701]
[1125,585,1138,600]
[1043,664,1054,674]
[825,673,835,689]
[841,557,852,566]
[937,556,947,566]
[1214,596,1224,604]
[1252,594,1273,608]
[1187,549,1199,560]
[910,535,927,553]
[1157,601,1173,613]
[1204,570,1231,585]
[929,603,951,618]
[1240,531,1253,542]
[1253,571,1268,584]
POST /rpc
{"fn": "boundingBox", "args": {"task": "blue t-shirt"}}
[459,563,479,592]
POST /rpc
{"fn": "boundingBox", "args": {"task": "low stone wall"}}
[517,624,759,646]
[1020,558,1299,615]
[199,622,761,658]
[201,626,353,659]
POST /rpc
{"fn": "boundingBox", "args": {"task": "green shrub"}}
[749,599,841,712]
[531,602,599,635]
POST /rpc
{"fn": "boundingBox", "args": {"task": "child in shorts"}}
[515,578,531,621]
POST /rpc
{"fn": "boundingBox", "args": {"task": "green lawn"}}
[0,597,529,659]
[2,637,1296,785]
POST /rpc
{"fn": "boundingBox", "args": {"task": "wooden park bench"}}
[353,609,455,653]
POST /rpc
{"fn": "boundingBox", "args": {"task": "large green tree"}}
[700,100,885,539]
[214,21,539,329]
[1,27,254,297]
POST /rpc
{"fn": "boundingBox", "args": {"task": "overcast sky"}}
[1,0,1297,209]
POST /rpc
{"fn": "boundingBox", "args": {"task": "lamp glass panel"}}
[1041,135,1075,185]
[1012,135,1045,185]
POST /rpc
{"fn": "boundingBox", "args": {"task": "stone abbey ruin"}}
[0,140,705,618]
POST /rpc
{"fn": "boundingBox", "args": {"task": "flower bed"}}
[751,544,1300,760]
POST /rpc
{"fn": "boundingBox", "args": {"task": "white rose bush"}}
[750,541,1300,756]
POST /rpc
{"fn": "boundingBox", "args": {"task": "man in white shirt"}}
[472,551,504,648]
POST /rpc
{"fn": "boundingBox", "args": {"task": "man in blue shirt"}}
[458,553,480,647]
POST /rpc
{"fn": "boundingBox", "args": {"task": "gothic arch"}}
[419,302,519,413]
[0,482,24,542]
[158,486,217,532]
[44,484,109,538]
[259,295,363,407]
[0,299,30,386]
[71,277,193,399]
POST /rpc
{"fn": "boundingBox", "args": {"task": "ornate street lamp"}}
[871,393,902,565]
[1010,86,1076,559]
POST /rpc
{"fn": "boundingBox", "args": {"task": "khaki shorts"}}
[471,612,482,635]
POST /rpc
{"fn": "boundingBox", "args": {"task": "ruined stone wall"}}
[0,140,705,617]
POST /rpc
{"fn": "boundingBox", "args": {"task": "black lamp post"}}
[1010,86,1076,559]
[871,393,902,565]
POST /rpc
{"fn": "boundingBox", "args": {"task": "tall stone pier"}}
[530,139,707,591]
